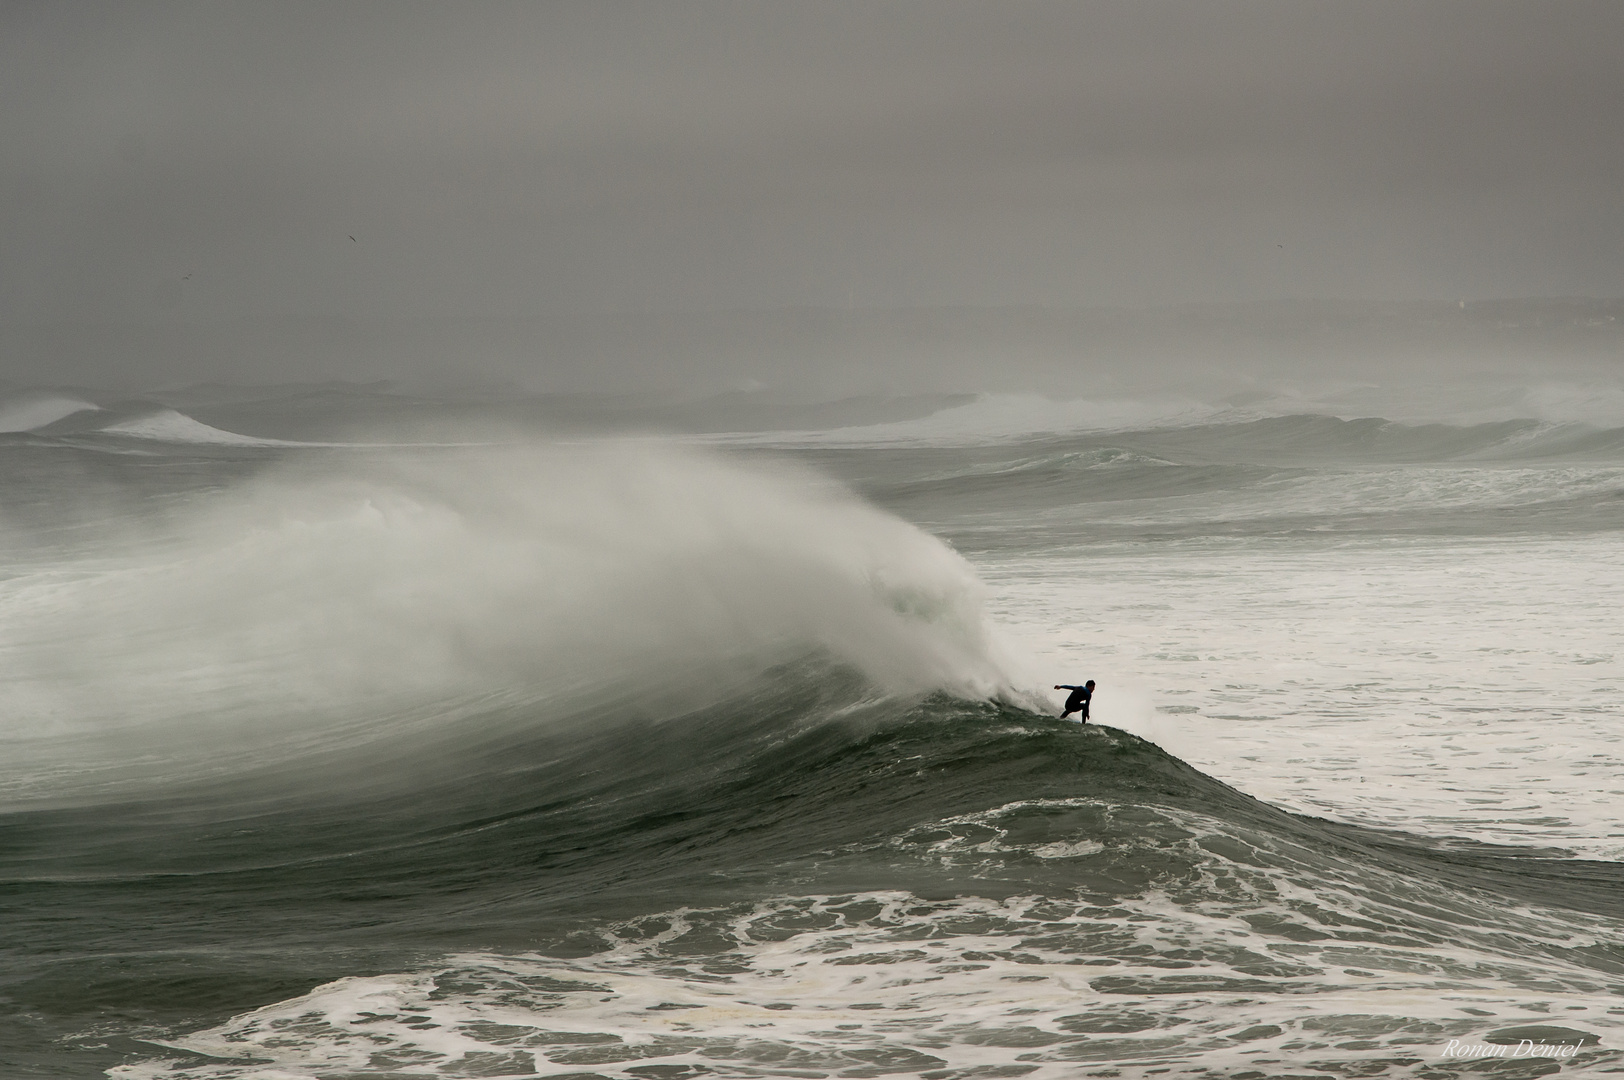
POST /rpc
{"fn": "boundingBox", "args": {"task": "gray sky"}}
[3,1,1623,388]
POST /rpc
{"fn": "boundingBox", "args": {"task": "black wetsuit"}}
[1058,684,1092,722]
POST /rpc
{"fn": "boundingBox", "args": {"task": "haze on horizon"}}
[2,0,1622,395]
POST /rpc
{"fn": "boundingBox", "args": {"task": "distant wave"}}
[707,393,1233,447]
[855,410,1624,462]
[1102,413,1624,464]
[0,393,99,433]
[704,385,1624,451]
[98,408,310,446]
[14,401,327,446]
[842,415,1624,547]
[16,402,490,450]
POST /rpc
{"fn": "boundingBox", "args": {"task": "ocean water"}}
[3,392,1623,1079]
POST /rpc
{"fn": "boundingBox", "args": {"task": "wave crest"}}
[0,442,1029,802]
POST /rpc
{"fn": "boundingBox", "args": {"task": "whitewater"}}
[2,389,1622,1079]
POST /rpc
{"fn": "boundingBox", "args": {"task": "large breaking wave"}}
[0,442,1032,806]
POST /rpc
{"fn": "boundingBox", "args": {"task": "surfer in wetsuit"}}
[1055,680,1094,722]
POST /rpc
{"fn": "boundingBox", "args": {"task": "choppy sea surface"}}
[3,389,1623,1078]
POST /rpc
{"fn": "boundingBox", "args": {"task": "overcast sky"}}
[3,1,1623,337]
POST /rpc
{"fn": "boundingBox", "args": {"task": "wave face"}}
[3,409,1624,1078]
[17,682,1624,1080]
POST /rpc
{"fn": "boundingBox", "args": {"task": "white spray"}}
[0,441,1033,802]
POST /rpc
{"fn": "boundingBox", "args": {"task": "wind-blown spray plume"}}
[0,442,1030,804]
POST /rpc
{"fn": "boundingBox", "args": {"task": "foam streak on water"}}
[113,839,1624,1080]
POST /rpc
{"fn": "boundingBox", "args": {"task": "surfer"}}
[1055,680,1094,722]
